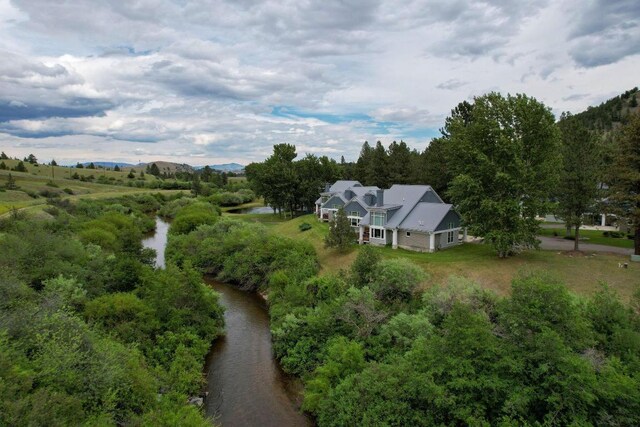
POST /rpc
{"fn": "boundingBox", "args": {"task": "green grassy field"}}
[0,165,180,216]
[270,214,640,300]
[0,159,159,182]
[538,227,634,248]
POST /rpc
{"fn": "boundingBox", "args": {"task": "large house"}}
[316,181,463,252]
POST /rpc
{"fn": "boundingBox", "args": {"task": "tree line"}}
[247,89,640,256]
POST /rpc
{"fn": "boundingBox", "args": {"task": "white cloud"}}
[0,0,638,164]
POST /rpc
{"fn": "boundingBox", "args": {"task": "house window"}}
[350,217,360,227]
[333,204,340,209]
[350,211,359,217]
[448,221,454,230]
[406,231,411,237]
[372,228,385,240]
[447,230,455,244]
[371,212,385,227]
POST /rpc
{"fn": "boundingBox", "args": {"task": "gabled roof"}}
[329,180,362,192]
[399,203,455,232]
[383,185,437,228]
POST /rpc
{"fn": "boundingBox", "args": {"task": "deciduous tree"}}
[556,113,602,251]
[446,93,560,257]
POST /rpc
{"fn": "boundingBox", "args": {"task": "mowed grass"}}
[273,215,640,301]
[538,227,634,249]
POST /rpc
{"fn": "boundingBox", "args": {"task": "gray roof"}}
[329,180,362,192]
[382,185,437,229]
[399,202,454,232]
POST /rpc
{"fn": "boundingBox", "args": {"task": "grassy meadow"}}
[228,213,640,300]
[0,161,178,216]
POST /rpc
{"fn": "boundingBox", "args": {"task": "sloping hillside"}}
[569,87,639,131]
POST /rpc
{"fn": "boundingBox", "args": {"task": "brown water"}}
[204,279,312,427]
[142,217,311,427]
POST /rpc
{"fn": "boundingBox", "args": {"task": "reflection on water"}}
[205,278,312,427]
[226,206,274,214]
[141,217,170,268]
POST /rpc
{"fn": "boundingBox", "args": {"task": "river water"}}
[142,217,312,427]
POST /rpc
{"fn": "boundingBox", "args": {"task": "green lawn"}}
[538,227,634,249]
[273,215,640,301]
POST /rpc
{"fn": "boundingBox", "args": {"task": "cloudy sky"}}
[1,0,639,165]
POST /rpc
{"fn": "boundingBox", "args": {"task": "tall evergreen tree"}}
[325,207,355,251]
[0,151,8,160]
[556,114,602,251]
[387,141,412,184]
[369,141,389,189]
[354,141,373,185]
[609,112,640,255]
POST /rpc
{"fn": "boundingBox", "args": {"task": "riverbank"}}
[147,215,312,426]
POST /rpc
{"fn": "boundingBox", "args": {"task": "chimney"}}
[376,189,384,207]
[324,183,331,192]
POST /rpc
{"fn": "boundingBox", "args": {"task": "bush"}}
[63,188,73,194]
[299,222,312,232]
[46,180,59,188]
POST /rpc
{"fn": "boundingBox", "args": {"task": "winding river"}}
[142,217,312,427]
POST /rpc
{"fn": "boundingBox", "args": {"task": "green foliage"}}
[324,207,355,250]
[246,144,340,214]
[609,112,640,254]
[369,258,425,304]
[302,336,366,414]
[298,222,312,231]
[12,161,27,172]
[350,244,381,287]
[169,201,219,235]
[556,113,603,250]
[445,93,561,257]
[0,196,225,425]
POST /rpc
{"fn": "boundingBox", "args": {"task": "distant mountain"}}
[568,87,639,131]
[195,163,245,172]
[82,161,136,168]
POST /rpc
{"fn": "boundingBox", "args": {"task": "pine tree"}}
[324,207,355,251]
[5,173,18,190]
[13,161,27,172]
[610,112,640,255]
[114,165,120,172]
[0,151,8,160]
[0,161,6,170]
[50,159,57,166]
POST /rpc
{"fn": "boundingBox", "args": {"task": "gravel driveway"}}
[537,236,633,255]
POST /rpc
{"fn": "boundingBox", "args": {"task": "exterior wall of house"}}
[324,195,345,210]
[435,210,461,231]
[397,230,430,251]
[368,227,390,246]
[435,230,459,249]
[344,201,368,218]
